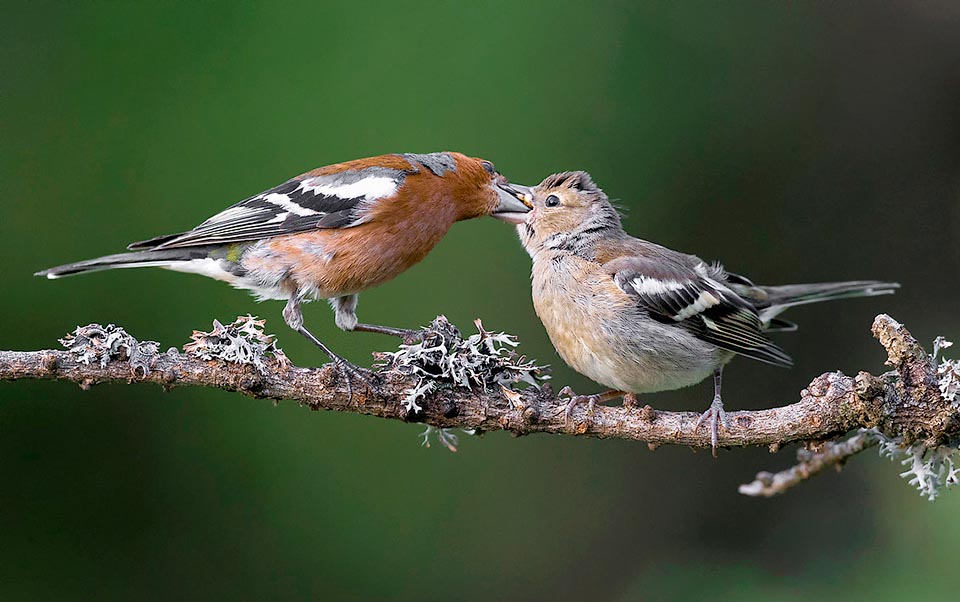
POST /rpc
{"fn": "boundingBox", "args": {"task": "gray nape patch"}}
[402,152,457,176]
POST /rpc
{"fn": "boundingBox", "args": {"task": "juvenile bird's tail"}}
[36,248,213,279]
[758,280,900,322]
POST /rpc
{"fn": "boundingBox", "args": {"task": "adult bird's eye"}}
[481,161,496,175]
[545,194,561,207]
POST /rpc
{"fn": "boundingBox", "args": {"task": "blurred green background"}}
[2,1,959,600]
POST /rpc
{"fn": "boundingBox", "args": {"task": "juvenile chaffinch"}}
[38,152,532,384]
[508,170,898,451]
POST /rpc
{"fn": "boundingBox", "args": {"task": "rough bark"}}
[2,314,956,494]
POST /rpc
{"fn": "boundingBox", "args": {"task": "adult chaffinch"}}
[508,170,898,452]
[38,152,532,386]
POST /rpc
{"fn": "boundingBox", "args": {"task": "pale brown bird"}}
[512,171,898,451]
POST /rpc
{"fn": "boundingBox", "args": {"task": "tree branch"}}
[738,430,880,497]
[2,314,958,494]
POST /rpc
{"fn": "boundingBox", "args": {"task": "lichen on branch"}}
[1,313,958,498]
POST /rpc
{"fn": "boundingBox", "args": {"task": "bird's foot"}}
[295,325,376,403]
[328,355,376,404]
[559,386,601,422]
[397,329,424,345]
[695,395,729,457]
[334,360,376,403]
[559,387,628,422]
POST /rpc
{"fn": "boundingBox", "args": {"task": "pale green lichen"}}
[383,316,546,393]
[419,425,472,452]
[934,340,960,406]
[870,335,960,501]
[184,315,289,374]
[60,323,159,374]
[381,316,547,450]
[383,316,546,410]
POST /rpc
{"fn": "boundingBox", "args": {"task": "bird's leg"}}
[284,296,372,403]
[295,326,376,402]
[330,295,421,343]
[352,323,421,343]
[695,367,730,456]
[559,386,626,421]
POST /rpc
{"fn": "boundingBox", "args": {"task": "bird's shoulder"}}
[299,154,419,178]
[597,236,705,281]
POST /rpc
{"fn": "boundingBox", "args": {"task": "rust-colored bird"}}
[38,152,532,387]
[512,171,898,451]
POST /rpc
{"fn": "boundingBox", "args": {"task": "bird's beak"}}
[491,183,533,224]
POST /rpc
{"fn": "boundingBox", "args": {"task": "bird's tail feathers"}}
[759,280,899,321]
[36,249,211,279]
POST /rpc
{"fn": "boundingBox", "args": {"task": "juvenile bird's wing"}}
[605,254,793,367]
[128,165,410,250]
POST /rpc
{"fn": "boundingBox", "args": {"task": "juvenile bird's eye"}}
[481,161,496,175]
[545,194,561,207]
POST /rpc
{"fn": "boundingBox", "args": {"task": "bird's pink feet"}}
[559,387,625,422]
[560,386,600,420]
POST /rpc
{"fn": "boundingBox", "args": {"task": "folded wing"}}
[128,168,407,250]
[607,255,793,367]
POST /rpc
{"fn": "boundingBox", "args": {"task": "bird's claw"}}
[695,395,729,456]
[330,357,376,404]
[559,386,599,422]
[399,328,424,346]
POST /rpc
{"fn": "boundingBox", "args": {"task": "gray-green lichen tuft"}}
[871,335,960,501]
[184,315,289,374]
[60,323,159,374]
[379,316,548,415]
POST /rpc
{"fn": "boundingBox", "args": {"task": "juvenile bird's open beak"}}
[491,183,533,224]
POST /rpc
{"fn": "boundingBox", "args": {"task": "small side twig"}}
[739,430,879,497]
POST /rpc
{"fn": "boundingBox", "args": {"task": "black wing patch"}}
[128,169,405,250]
[614,268,793,367]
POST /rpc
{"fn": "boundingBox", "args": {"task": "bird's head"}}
[428,153,531,222]
[512,171,623,257]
